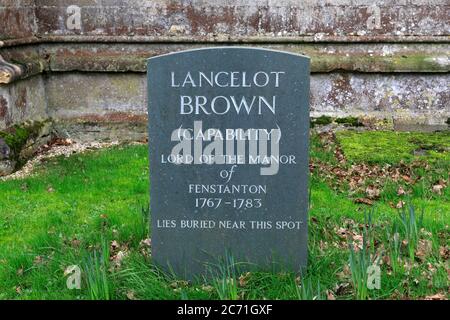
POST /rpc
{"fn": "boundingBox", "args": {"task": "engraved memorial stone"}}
[148,47,310,279]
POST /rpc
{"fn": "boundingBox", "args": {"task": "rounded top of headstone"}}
[147,47,310,61]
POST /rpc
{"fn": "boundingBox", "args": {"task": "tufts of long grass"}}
[295,276,323,300]
[83,237,112,300]
[206,253,240,300]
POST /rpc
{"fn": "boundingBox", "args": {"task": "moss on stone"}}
[311,115,333,127]
[0,126,29,157]
[0,120,48,162]
[309,52,449,72]
[311,115,364,128]
[391,53,447,72]
[335,116,363,127]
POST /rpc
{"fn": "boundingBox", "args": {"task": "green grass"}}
[314,131,450,215]
[336,130,450,164]
[0,130,448,300]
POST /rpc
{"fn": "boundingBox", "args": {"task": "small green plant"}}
[348,244,371,300]
[295,276,323,300]
[115,256,181,300]
[385,227,402,274]
[83,237,112,300]
[363,208,375,252]
[348,210,376,300]
[134,203,150,243]
[207,253,240,300]
[397,204,424,261]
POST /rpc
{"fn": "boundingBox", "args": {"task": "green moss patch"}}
[0,120,50,168]
[0,126,31,157]
[335,116,363,127]
[311,116,364,128]
[336,130,450,164]
[311,115,333,127]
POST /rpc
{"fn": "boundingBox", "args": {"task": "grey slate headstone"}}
[148,47,310,279]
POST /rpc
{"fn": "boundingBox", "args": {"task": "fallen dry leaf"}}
[70,238,81,248]
[432,184,444,195]
[140,238,151,248]
[420,228,432,238]
[416,239,433,261]
[337,264,351,280]
[238,272,251,287]
[326,290,336,300]
[382,254,391,267]
[334,282,351,296]
[396,200,405,209]
[397,186,406,196]
[139,238,152,258]
[111,250,126,268]
[424,293,447,300]
[33,255,44,266]
[201,285,214,292]
[427,263,437,273]
[319,240,328,251]
[354,198,373,205]
[170,280,189,289]
[126,290,137,300]
[110,240,120,251]
[402,175,412,184]
[336,227,349,238]
[439,246,449,260]
[365,185,380,199]
[352,234,364,251]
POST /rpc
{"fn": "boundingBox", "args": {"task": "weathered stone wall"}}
[31,0,450,41]
[44,72,449,135]
[0,0,37,41]
[0,76,47,129]
[0,0,449,139]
